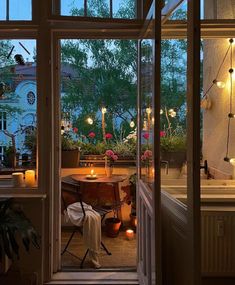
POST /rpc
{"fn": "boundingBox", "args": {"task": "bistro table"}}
[71,174,127,221]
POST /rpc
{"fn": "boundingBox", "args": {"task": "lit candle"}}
[12,172,24,187]
[91,169,94,177]
[25,170,36,187]
[125,229,134,240]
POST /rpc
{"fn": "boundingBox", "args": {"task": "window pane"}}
[61,0,84,16]
[87,0,110,17]
[113,0,136,19]
[9,0,32,20]
[0,39,37,183]
[0,0,7,20]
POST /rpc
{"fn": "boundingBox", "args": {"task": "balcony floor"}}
[61,229,137,270]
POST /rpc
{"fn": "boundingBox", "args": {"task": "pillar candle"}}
[12,172,24,187]
[25,170,36,187]
[125,229,134,240]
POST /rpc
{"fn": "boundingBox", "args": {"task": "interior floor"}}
[61,228,137,270]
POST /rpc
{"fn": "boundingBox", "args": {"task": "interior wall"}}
[203,1,235,177]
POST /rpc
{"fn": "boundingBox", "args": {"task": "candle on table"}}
[25,170,36,187]
[90,169,96,178]
[125,229,134,240]
[12,172,24,187]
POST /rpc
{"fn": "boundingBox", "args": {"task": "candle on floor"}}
[126,229,134,240]
[25,170,36,187]
[12,172,24,187]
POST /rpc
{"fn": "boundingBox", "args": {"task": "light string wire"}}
[225,41,233,158]
[202,44,231,100]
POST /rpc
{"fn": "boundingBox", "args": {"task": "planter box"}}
[161,151,186,168]
[61,150,80,168]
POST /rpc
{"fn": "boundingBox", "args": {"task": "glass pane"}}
[87,0,110,17]
[9,0,32,20]
[0,39,37,187]
[203,0,235,19]
[113,0,136,19]
[0,0,7,20]
[168,0,187,20]
[140,38,154,189]
[160,39,187,192]
[200,38,235,276]
[61,0,84,16]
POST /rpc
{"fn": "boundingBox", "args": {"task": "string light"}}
[146,107,152,114]
[130,119,135,128]
[101,107,107,114]
[87,117,93,125]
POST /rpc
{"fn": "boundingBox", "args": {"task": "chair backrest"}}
[61,178,86,217]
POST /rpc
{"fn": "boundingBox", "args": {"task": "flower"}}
[88,131,96,139]
[141,149,152,165]
[73,127,78,133]
[143,132,149,140]
[160,131,166,137]
[105,133,113,140]
[105,149,118,166]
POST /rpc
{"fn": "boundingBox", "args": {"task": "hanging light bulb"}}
[146,107,152,114]
[130,119,135,128]
[213,79,225,89]
[14,54,25,65]
[160,109,163,115]
[101,107,107,114]
[87,117,93,125]
[168,109,176,117]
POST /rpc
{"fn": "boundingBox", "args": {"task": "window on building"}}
[0,112,7,130]
[60,0,136,19]
[0,0,32,21]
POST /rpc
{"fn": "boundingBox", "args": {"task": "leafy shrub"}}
[61,134,79,151]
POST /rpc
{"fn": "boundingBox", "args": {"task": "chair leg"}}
[101,241,112,255]
[80,249,89,269]
[61,230,76,255]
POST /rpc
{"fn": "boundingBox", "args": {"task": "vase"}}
[145,164,151,178]
[105,166,113,178]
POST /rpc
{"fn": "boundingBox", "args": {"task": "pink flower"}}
[105,150,114,157]
[111,154,118,161]
[88,131,96,138]
[105,133,113,140]
[160,131,166,137]
[143,133,149,140]
[144,150,152,158]
[73,127,78,133]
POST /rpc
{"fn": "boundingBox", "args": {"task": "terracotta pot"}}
[105,218,121,238]
[61,150,80,168]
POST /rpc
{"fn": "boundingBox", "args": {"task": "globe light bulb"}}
[146,107,152,114]
[130,120,135,128]
[160,109,163,115]
[216,81,225,88]
[101,107,107,114]
[87,117,93,125]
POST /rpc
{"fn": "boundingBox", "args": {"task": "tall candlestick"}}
[25,170,35,187]
[12,172,24,187]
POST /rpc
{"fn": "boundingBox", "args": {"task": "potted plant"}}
[160,124,186,168]
[2,145,16,168]
[61,134,80,168]
[0,198,40,276]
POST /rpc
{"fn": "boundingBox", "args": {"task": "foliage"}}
[161,133,186,153]
[112,141,136,157]
[0,198,40,260]
[61,134,79,151]
[24,129,37,156]
[129,173,137,214]
[80,141,107,155]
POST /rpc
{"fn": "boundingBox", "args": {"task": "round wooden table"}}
[71,174,127,220]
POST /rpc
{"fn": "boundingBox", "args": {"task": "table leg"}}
[113,183,122,221]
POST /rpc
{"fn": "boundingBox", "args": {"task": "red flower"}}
[160,131,166,137]
[105,150,114,157]
[143,132,150,140]
[73,127,78,133]
[105,133,113,140]
[88,131,96,138]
